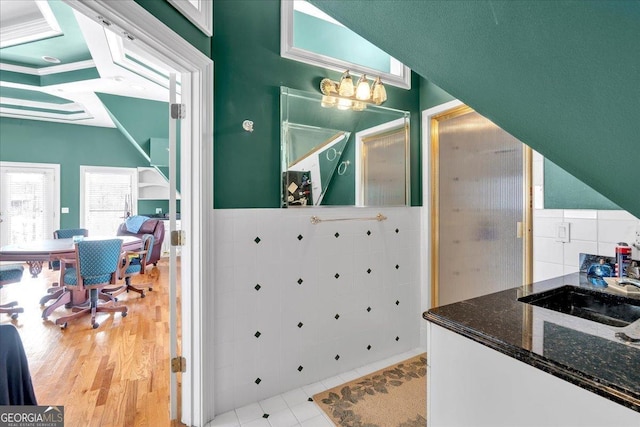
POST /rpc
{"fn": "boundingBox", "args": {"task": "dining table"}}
[0,236,142,318]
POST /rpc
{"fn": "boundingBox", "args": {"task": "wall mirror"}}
[281,0,411,89]
[281,86,410,207]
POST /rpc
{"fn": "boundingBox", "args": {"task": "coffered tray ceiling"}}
[0,0,177,127]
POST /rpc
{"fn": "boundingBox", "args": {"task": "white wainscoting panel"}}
[212,207,422,413]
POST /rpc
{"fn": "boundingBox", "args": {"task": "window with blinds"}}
[80,166,137,236]
[0,166,55,245]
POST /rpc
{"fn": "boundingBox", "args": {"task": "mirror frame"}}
[280,0,412,89]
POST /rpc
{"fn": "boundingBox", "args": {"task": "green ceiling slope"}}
[310,1,640,218]
[95,92,169,156]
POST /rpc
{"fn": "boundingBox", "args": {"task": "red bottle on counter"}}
[615,242,632,277]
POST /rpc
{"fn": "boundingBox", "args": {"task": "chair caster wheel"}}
[10,313,19,320]
[122,311,128,318]
[92,322,99,329]
[141,292,146,298]
[60,322,67,329]
[115,298,118,302]
[149,287,153,291]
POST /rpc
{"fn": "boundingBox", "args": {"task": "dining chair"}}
[53,239,128,329]
[0,264,25,320]
[41,228,90,306]
[50,228,89,270]
[104,234,155,299]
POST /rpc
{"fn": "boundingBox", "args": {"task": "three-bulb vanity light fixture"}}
[319,70,387,111]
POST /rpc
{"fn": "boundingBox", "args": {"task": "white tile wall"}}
[533,210,640,281]
[213,207,422,414]
[532,151,640,281]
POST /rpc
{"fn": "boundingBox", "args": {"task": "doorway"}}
[355,118,410,206]
[423,103,532,308]
[63,2,213,425]
[0,0,215,424]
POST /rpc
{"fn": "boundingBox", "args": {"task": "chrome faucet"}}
[619,277,640,289]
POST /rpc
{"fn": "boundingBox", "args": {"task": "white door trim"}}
[63,1,214,425]
[419,100,462,331]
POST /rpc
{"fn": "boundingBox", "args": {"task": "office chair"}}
[104,234,155,299]
[53,239,128,329]
[0,264,25,320]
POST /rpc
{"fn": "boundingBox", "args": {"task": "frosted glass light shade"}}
[355,75,371,100]
[338,71,354,97]
[372,77,387,104]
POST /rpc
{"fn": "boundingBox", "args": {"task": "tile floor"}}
[207,348,425,427]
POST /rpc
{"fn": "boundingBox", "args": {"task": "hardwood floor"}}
[0,259,183,427]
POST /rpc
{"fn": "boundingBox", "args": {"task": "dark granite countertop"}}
[423,273,640,412]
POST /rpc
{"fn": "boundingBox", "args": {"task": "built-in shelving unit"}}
[138,167,180,200]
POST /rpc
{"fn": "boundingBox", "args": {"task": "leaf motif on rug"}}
[398,414,427,427]
[314,354,427,427]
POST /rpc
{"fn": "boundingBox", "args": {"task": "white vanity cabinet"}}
[427,323,640,426]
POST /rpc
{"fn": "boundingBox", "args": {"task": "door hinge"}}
[171,230,186,246]
[171,356,186,373]
[171,103,186,119]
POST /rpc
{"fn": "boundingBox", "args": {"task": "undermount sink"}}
[518,285,640,327]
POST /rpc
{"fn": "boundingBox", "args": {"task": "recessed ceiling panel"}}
[0,0,61,49]
[0,0,91,67]
[0,0,171,128]
[0,86,72,104]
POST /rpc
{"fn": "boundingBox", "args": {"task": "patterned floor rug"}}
[313,354,427,427]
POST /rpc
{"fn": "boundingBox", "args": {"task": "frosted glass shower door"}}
[432,107,530,306]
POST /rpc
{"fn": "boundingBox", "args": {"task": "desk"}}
[0,236,141,277]
[0,236,141,319]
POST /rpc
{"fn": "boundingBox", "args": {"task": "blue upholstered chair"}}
[50,228,89,270]
[0,264,25,320]
[54,239,128,329]
[104,234,155,299]
[40,228,90,306]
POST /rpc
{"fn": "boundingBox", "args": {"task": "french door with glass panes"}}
[0,162,59,246]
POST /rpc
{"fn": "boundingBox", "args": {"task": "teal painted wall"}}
[0,118,150,228]
[419,77,456,110]
[212,0,421,208]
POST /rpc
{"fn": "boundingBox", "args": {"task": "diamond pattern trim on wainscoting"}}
[212,207,422,413]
